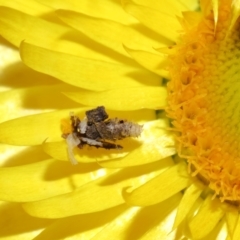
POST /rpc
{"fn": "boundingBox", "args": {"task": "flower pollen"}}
[167,0,240,202]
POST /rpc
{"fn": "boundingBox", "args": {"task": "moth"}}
[62,106,143,164]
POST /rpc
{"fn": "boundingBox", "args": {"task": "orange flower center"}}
[167,1,240,202]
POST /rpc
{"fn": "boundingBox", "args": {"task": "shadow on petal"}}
[58,30,139,67]
[43,160,100,181]
[125,194,181,239]
[0,202,53,239]
[2,145,49,167]
[33,204,128,240]
[1,62,59,89]
[100,157,173,185]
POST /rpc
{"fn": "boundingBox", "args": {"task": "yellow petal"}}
[202,219,227,240]
[137,194,182,240]
[64,87,166,111]
[200,0,212,16]
[124,46,169,78]
[56,10,169,57]
[124,162,191,206]
[173,181,205,229]
[0,159,107,202]
[1,145,50,167]
[225,205,239,239]
[23,175,124,218]
[0,0,50,16]
[38,0,137,25]
[32,204,128,240]
[22,176,126,218]
[189,195,225,239]
[22,159,172,218]
[129,0,190,16]
[91,195,181,240]
[0,201,53,240]
[182,11,203,28]
[90,207,140,240]
[20,41,159,90]
[122,1,180,41]
[228,0,240,34]
[0,7,116,62]
[233,215,240,240]
[100,120,176,167]
[0,61,62,92]
[0,43,20,89]
[0,6,67,48]
[0,108,88,145]
[181,0,199,10]
[212,0,218,28]
[0,84,80,123]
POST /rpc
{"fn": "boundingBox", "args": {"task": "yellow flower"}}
[1,0,240,239]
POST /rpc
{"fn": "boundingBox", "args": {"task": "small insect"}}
[62,106,143,164]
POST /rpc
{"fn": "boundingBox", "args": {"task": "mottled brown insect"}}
[62,106,143,164]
